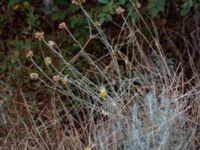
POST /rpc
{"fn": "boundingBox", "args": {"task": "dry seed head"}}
[94,21,101,27]
[48,40,55,48]
[72,0,85,5]
[59,22,66,29]
[101,110,110,116]
[13,4,20,10]
[116,7,125,15]
[26,50,33,58]
[30,73,39,80]
[44,57,52,66]
[135,1,141,9]
[111,79,117,85]
[61,75,68,84]
[34,31,44,40]
[53,75,61,82]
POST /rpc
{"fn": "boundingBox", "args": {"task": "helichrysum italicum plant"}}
[94,91,195,150]
[25,3,197,150]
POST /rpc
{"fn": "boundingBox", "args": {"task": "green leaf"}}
[180,4,192,16]
[119,0,126,5]
[8,0,17,7]
[98,0,109,4]
[52,10,66,21]
[180,0,197,16]
[147,0,166,17]
[106,14,112,21]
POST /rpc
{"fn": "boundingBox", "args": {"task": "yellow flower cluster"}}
[84,146,91,150]
[99,86,107,98]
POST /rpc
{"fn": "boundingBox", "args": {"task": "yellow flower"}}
[99,86,107,98]
[84,146,91,150]
[23,1,30,9]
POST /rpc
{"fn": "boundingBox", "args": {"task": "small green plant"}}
[180,0,199,16]
[147,0,166,16]
[96,1,117,24]
[26,7,40,32]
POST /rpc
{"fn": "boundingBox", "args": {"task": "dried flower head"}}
[26,50,33,58]
[59,22,66,29]
[99,86,107,98]
[61,75,68,84]
[94,21,101,27]
[48,40,55,48]
[30,73,39,80]
[116,7,125,15]
[44,57,52,66]
[135,1,141,9]
[13,4,20,10]
[84,147,91,150]
[101,110,110,116]
[53,75,61,82]
[72,0,85,5]
[34,31,44,40]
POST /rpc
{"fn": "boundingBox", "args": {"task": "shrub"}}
[1,1,199,149]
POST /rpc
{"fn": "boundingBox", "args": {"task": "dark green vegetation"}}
[0,0,200,149]
[1,0,200,80]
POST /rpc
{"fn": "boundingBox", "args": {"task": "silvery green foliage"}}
[42,0,53,16]
[95,91,195,150]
